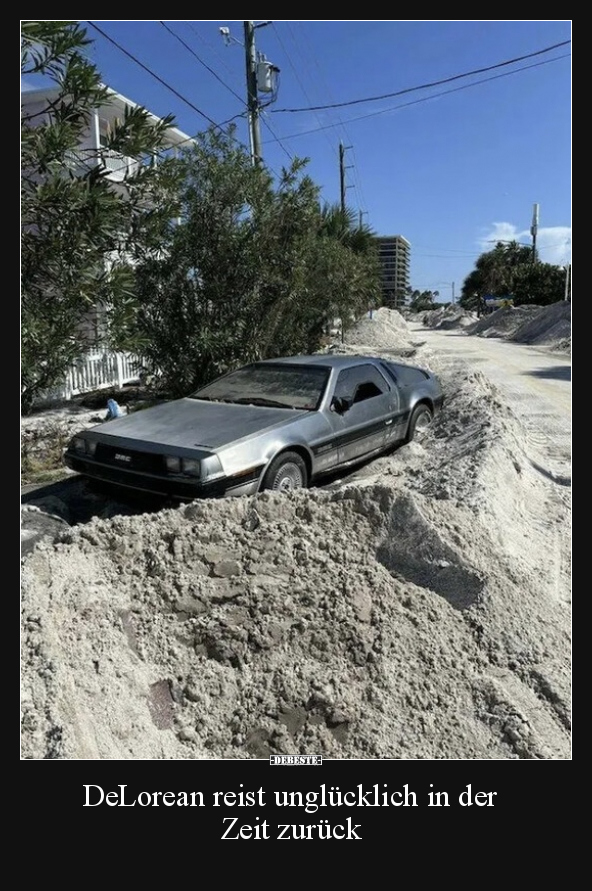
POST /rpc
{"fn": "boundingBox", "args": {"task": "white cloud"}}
[479,222,571,266]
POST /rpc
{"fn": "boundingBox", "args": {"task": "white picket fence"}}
[34,349,143,406]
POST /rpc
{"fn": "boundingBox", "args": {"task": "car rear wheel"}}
[405,403,433,443]
[262,451,307,492]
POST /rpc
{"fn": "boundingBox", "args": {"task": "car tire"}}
[262,451,308,492]
[405,403,433,443]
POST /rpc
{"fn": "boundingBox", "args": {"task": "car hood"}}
[88,398,307,451]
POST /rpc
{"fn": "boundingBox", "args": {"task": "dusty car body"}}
[64,354,444,500]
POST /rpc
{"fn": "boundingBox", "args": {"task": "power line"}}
[272,39,571,113]
[272,22,368,212]
[264,54,570,143]
[159,20,245,106]
[86,21,291,176]
[292,22,370,214]
[158,21,294,162]
[87,21,234,133]
[187,22,237,79]
[414,253,482,259]
[87,19,293,177]
[274,24,339,158]
[185,22,297,165]
[271,23,338,164]
[258,113,295,162]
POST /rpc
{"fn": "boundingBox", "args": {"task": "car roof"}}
[258,354,385,370]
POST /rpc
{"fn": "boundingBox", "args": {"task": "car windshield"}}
[191,363,330,410]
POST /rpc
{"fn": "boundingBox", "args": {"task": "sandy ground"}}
[20,304,572,760]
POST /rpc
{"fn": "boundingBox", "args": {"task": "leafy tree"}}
[315,202,380,333]
[459,241,532,310]
[511,262,566,306]
[21,20,177,413]
[409,289,439,312]
[459,240,567,311]
[133,128,381,396]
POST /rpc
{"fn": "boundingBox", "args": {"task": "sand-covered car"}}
[64,354,443,500]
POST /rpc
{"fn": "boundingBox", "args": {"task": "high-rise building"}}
[375,235,411,307]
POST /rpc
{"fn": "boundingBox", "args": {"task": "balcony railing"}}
[63,148,140,182]
[100,149,140,182]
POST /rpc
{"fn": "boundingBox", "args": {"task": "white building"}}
[22,84,193,183]
[21,85,194,402]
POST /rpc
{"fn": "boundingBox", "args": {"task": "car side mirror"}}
[331,395,352,414]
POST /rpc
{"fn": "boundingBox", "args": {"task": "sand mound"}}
[510,301,571,351]
[343,307,416,354]
[21,313,571,760]
[468,303,571,353]
[422,306,477,330]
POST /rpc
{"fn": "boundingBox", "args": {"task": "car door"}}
[329,364,398,464]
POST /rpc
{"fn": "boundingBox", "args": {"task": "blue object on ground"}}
[105,399,124,420]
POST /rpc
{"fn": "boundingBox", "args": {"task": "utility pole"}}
[339,141,353,213]
[244,21,262,166]
[564,263,571,302]
[221,22,277,167]
[451,281,455,304]
[530,203,539,263]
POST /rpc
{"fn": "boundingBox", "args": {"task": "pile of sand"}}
[20,308,571,760]
[343,307,417,354]
[422,306,477,330]
[509,301,571,351]
[468,303,571,353]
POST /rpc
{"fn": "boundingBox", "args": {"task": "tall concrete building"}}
[375,235,411,307]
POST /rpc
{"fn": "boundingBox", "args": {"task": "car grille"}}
[94,443,165,474]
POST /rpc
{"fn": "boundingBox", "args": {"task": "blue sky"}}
[23,20,572,300]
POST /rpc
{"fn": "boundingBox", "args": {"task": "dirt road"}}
[407,321,571,485]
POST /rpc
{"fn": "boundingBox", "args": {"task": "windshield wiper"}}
[191,395,237,403]
[230,397,295,409]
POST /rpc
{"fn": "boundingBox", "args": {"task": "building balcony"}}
[63,148,140,182]
[100,149,140,182]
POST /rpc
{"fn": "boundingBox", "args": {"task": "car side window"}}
[334,365,389,403]
[353,381,382,403]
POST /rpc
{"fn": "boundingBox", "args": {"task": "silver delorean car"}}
[64,354,444,500]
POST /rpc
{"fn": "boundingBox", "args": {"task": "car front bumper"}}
[64,453,262,500]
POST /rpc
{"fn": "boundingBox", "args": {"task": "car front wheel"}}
[405,403,433,443]
[262,451,308,492]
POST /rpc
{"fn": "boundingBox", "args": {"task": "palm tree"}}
[318,202,377,256]
[316,202,381,336]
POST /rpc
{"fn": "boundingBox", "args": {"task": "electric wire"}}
[294,22,370,215]
[266,54,570,143]
[87,20,224,130]
[188,22,237,79]
[272,23,339,161]
[158,20,294,161]
[272,39,571,113]
[278,22,368,216]
[86,21,286,175]
[159,20,245,106]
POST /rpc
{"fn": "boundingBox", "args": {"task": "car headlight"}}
[181,458,200,477]
[165,454,223,480]
[200,454,224,481]
[72,437,97,456]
